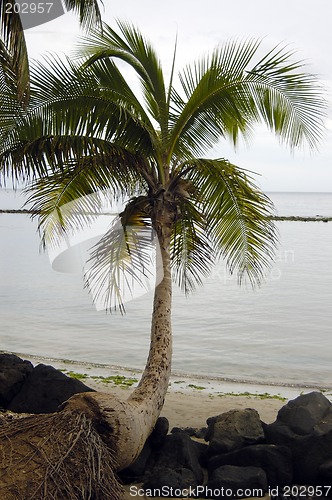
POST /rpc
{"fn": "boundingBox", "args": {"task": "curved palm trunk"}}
[64,209,173,471]
[128,220,172,418]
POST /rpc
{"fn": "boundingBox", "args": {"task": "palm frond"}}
[24,148,146,248]
[168,40,325,160]
[77,21,169,151]
[0,68,23,141]
[0,0,29,105]
[58,0,102,31]
[168,39,262,159]
[0,55,156,183]
[30,55,154,149]
[244,45,326,149]
[84,197,158,313]
[1,121,148,182]
[171,198,215,294]
[181,158,278,285]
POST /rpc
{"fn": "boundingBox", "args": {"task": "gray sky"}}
[24,0,332,192]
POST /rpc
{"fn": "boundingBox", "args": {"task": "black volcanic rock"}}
[206,408,265,455]
[208,444,292,487]
[0,353,33,407]
[8,363,94,413]
[265,391,332,484]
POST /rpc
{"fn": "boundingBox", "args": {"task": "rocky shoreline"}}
[1,353,332,498]
[120,392,332,497]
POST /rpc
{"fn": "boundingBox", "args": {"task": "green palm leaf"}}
[85,197,156,312]
[79,21,167,123]
[0,0,29,105]
[169,40,325,161]
[171,198,215,294]
[78,20,171,177]
[181,158,278,285]
[244,46,325,149]
[0,55,156,182]
[25,148,146,248]
[62,0,101,31]
[0,0,101,108]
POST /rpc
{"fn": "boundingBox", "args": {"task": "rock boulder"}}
[0,353,33,407]
[145,432,205,485]
[206,408,265,455]
[265,391,332,484]
[7,363,94,413]
[207,465,267,498]
[208,444,292,487]
[143,467,198,494]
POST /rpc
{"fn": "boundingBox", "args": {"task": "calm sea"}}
[1,190,332,387]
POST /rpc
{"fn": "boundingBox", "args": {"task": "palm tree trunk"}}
[63,208,173,471]
[128,220,172,416]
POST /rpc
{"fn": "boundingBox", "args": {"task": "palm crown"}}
[0,21,326,309]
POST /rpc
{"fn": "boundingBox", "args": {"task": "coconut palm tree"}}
[0,20,325,497]
[0,0,102,105]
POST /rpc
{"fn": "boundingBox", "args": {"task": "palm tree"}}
[0,0,102,105]
[0,20,325,497]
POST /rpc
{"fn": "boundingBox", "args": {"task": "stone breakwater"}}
[271,215,331,222]
[1,208,331,222]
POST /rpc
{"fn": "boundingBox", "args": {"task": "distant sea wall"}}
[1,209,331,222]
[271,215,331,222]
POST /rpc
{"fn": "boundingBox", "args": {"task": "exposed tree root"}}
[0,408,124,500]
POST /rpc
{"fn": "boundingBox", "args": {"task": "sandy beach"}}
[86,373,300,427]
[46,355,327,500]
[14,352,331,428]
[3,352,332,499]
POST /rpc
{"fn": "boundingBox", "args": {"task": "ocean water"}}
[1,190,332,387]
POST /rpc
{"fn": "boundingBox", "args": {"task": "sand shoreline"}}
[5,350,330,390]
[3,351,331,499]
[5,350,331,428]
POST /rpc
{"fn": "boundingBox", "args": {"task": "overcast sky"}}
[24,0,332,192]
